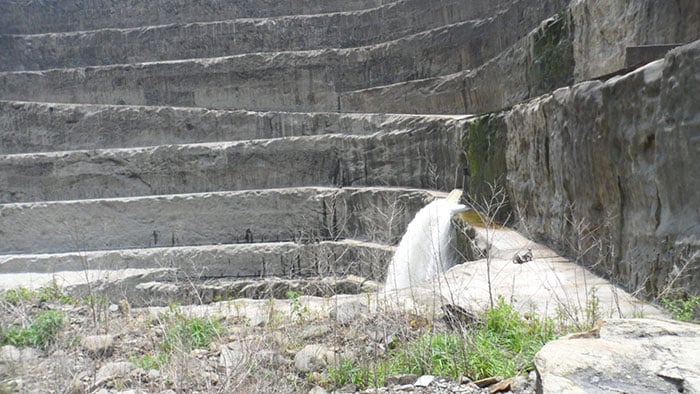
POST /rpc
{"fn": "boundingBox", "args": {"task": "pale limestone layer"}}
[570,0,700,81]
[0,0,567,112]
[0,187,440,255]
[0,128,462,203]
[0,100,469,154]
[435,227,665,321]
[0,240,393,280]
[0,0,514,71]
[340,0,699,115]
[0,0,384,35]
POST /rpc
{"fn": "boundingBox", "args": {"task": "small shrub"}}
[1,310,65,351]
[321,298,559,390]
[662,294,700,322]
[161,313,222,352]
[132,353,169,370]
[2,287,32,305]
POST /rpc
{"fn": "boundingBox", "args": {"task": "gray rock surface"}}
[82,334,115,358]
[0,0,514,71]
[0,101,469,154]
[0,0,384,34]
[294,344,348,373]
[505,40,700,297]
[93,361,136,388]
[536,319,700,393]
[0,129,461,203]
[0,0,567,112]
[570,0,700,81]
[0,187,437,255]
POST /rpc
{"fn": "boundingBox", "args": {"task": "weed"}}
[1,288,32,306]
[1,282,73,306]
[132,353,169,370]
[1,310,65,351]
[661,294,700,322]
[321,298,559,389]
[286,290,309,322]
[161,312,222,352]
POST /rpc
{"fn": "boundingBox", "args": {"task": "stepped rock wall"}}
[505,41,700,296]
[0,0,515,71]
[0,0,385,34]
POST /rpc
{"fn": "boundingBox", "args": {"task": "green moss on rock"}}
[529,13,574,96]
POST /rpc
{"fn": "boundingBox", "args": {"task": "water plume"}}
[384,190,469,291]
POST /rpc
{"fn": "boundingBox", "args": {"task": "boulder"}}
[536,319,700,393]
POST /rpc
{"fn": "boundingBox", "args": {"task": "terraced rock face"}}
[0,0,697,309]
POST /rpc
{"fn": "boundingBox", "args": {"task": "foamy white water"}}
[384,197,469,291]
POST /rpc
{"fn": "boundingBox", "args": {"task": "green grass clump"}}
[662,294,700,322]
[1,310,65,351]
[161,312,223,352]
[2,283,74,306]
[132,353,170,370]
[323,297,559,390]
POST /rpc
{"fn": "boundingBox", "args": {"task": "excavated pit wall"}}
[0,0,385,34]
[0,0,568,111]
[0,187,440,255]
[340,0,700,115]
[503,41,700,297]
[0,0,516,71]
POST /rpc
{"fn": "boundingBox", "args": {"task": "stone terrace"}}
[0,0,698,307]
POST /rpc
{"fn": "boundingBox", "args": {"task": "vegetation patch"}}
[160,310,223,352]
[0,310,65,351]
[322,297,559,390]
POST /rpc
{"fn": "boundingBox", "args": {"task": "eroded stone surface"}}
[505,41,700,297]
[536,319,700,393]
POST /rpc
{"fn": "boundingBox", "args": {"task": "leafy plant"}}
[286,290,308,322]
[1,310,65,351]
[321,298,559,390]
[662,294,700,322]
[161,312,222,352]
[132,353,169,370]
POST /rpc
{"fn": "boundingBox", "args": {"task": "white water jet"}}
[384,192,469,291]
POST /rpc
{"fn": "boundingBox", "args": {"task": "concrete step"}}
[0,1,568,111]
[0,239,393,281]
[0,0,388,35]
[0,100,470,154]
[0,130,462,203]
[0,186,443,255]
[0,0,515,71]
[339,13,575,114]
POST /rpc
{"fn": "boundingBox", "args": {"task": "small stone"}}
[330,300,368,325]
[300,325,332,340]
[385,374,419,386]
[0,345,21,363]
[308,385,328,394]
[473,376,503,387]
[489,377,513,393]
[253,349,289,368]
[338,383,357,393]
[294,344,340,373]
[82,334,115,358]
[219,346,246,369]
[94,361,136,387]
[414,374,435,387]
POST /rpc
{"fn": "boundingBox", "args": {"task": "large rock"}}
[505,40,700,297]
[536,319,700,393]
[570,0,700,81]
